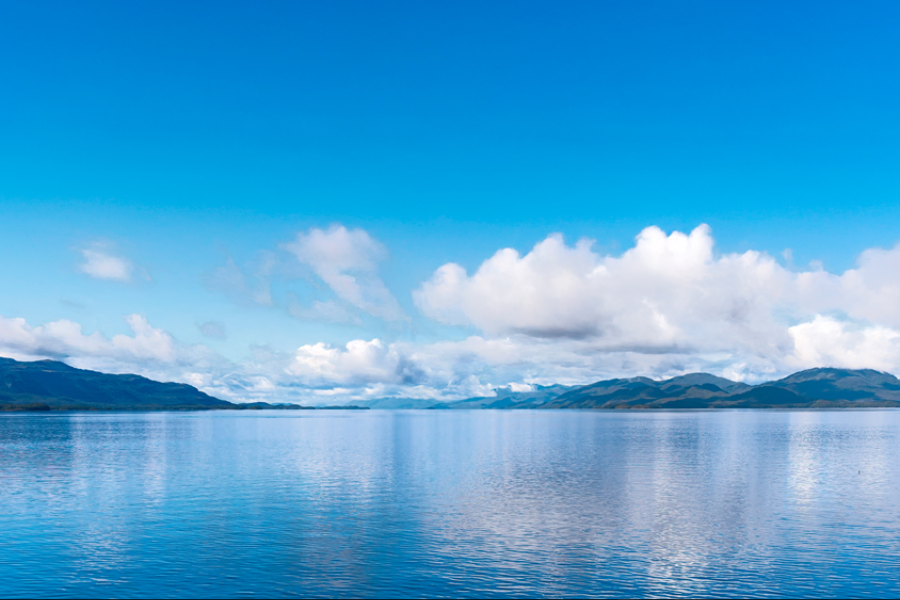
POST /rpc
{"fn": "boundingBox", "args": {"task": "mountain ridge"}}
[539,368,900,409]
[0,357,232,409]
[2,357,899,411]
[0,358,372,411]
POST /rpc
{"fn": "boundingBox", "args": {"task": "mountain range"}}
[426,368,900,409]
[2,357,900,410]
[537,369,900,409]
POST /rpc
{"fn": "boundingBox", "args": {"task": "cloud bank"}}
[0,314,173,362]
[6,224,900,404]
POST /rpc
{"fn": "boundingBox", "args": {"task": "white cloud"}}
[795,244,900,329]
[0,313,175,365]
[283,225,406,322]
[288,339,403,386]
[507,383,535,392]
[77,243,143,282]
[205,225,405,325]
[415,224,900,380]
[788,316,900,372]
[10,224,900,406]
[415,225,791,353]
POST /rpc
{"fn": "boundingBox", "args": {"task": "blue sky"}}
[1,1,899,402]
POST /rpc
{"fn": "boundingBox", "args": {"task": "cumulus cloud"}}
[0,313,176,365]
[76,243,145,282]
[283,225,406,322]
[415,225,779,346]
[415,225,900,380]
[795,244,900,328]
[286,337,493,399]
[288,339,404,385]
[787,316,900,372]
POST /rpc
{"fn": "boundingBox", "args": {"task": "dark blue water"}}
[1,410,898,598]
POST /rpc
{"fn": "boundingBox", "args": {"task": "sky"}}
[1,1,899,403]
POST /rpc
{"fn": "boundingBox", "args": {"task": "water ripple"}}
[0,409,898,598]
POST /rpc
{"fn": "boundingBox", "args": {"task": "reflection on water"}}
[1,410,898,598]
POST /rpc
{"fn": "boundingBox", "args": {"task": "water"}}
[0,410,898,598]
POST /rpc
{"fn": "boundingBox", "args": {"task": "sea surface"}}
[1,409,898,598]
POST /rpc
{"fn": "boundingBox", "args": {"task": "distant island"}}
[2,357,900,411]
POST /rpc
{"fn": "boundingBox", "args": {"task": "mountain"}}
[771,368,900,400]
[0,357,232,410]
[357,397,442,409]
[541,374,735,409]
[663,373,750,392]
[539,368,900,409]
[354,385,574,410]
[430,384,574,409]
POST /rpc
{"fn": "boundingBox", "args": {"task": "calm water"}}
[1,410,898,598]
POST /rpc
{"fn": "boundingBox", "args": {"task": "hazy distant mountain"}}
[356,384,575,410]
[0,357,231,410]
[357,397,442,409]
[540,368,900,409]
[429,384,575,409]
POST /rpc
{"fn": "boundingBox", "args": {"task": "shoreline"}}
[4,404,899,413]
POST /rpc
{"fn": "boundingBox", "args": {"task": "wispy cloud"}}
[206,225,406,325]
[204,252,275,306]
[198,321,227,340]
[283,225,407,322]
[286,297,363,325]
